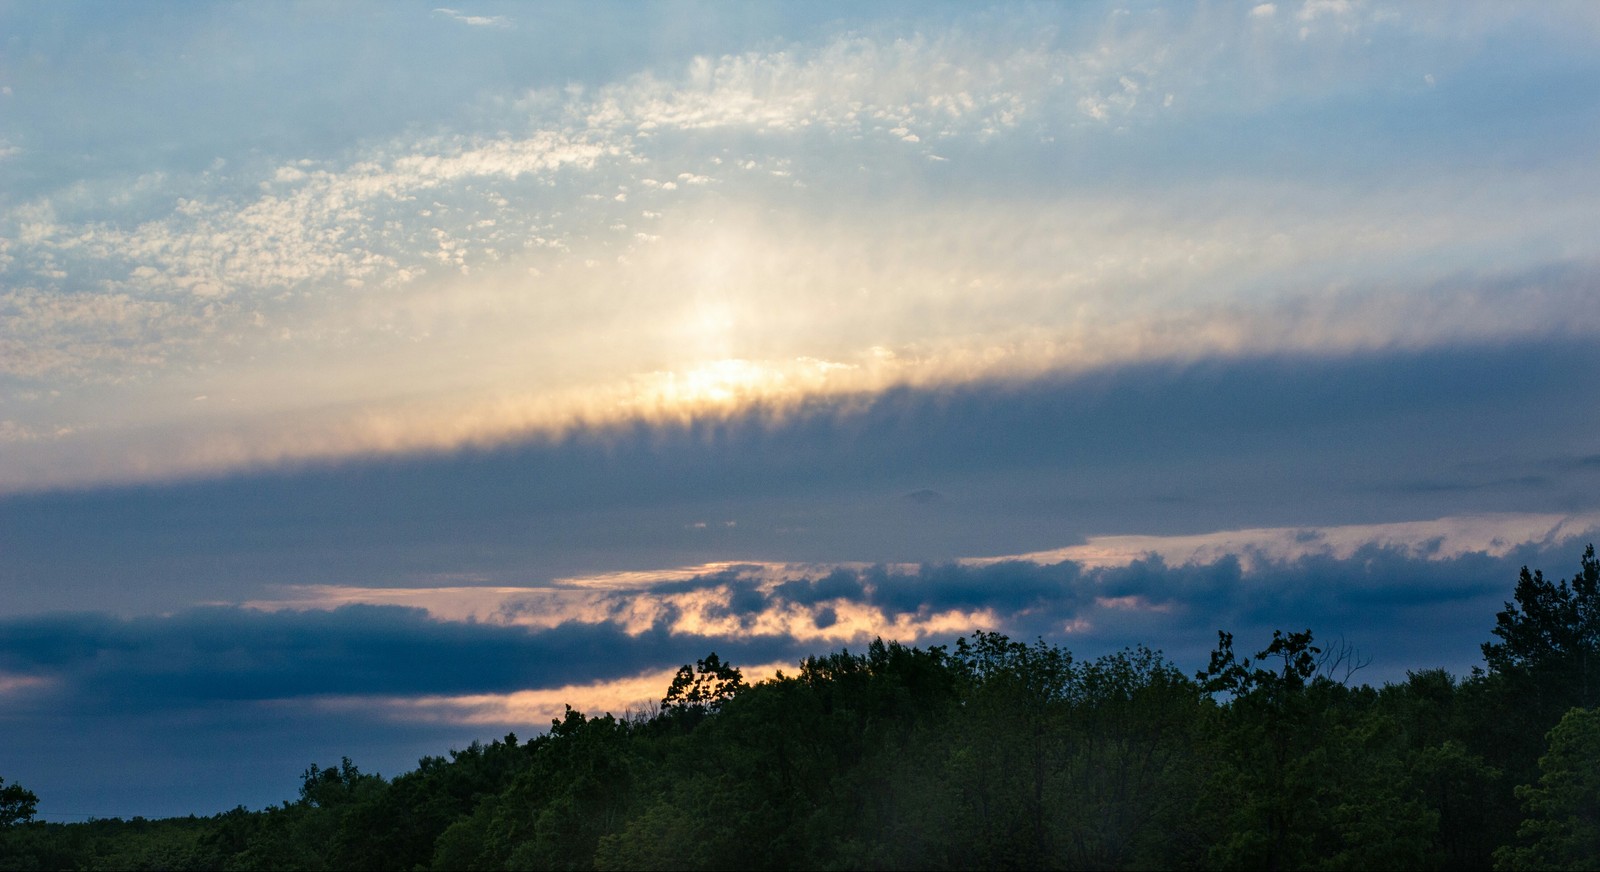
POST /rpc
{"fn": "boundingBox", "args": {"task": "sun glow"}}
[636,356,856,411]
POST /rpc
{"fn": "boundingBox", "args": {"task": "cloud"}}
[8,0,1600,823]
[999,511,1600,571]
[5,252,1599,492]
[4,5,1599,488]
[3,508,1595,819]
[5,523,1593,729]
[0,604,809,714]
[433,8,512,29]
[34,130,614,304]
[0,286,206,380]
[324,659,797,727]
[1299,0,1354,23]
[4,337,1598,621]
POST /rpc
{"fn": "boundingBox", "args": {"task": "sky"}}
[2,0,1600,818]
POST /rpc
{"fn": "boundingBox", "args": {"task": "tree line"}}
[3,547,1599,870]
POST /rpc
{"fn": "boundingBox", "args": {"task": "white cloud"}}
[1299,0,1354,22]
[573,31,1057,138]
[432,7,512,29]
[0,286,204,380]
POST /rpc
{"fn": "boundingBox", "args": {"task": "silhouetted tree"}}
[1483,544,1600,714]
[0,778,37,828]
[662,652,748,714]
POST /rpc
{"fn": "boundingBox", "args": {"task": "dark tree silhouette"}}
[1483,544,1600,712]
[0,777,38,828]
[662,651,748,714]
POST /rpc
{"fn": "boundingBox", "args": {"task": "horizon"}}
[3,0,1600,818]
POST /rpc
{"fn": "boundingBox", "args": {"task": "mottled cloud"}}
[4,4,1598,488]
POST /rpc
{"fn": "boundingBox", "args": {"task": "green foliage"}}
[1495,707,1600,871]
[0,816,218,872]
[297,758,381,810]
[1467,544,1600,838]
[341,735,528,870]
[1196,629,1476,871]
[1199,629,1337,870]
[1055,647,1211,868]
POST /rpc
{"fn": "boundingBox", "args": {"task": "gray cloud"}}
[0,605,807,715]
[6,539,1580,717]
[4,337,1597,616]
[6,332,1593,611]
[664,541,1575,679]
[773,568,867,606]
[862,560,1085,617]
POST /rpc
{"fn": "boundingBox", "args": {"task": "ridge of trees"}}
[5,547,1600,870]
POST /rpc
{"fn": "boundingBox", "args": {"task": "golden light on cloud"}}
[215,510,1600,732]
[979,512,1600,572]
[311,661,796,727]
[245,556,997,646]
[233,512,1600,661]
[6,166,1599,493]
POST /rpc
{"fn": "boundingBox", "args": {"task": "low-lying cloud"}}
[6,527,1592,723]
